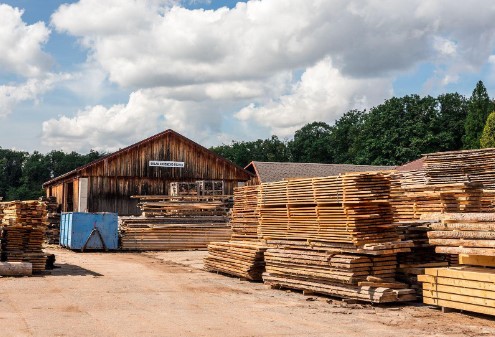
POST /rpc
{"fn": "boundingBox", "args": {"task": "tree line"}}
[0,150,103,201]
[0,81,493,201]
[212,81,495,167]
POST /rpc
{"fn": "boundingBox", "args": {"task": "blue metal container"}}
[60,212,118,250]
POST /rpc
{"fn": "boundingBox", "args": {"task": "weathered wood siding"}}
[45,131,251,215]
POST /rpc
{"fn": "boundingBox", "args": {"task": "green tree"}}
[354,95,438,165]
[328,110,365,164]
[480,111,495,148]
[463,81,494,149]
[288,122,333,163]
[433,93,468,151]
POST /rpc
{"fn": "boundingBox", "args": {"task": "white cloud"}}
[41,87,241,152]
[43,0,495,151]
[235,57,392,136]
[0,74,71,117]
[51,0,495,89]
[0,4,51,78]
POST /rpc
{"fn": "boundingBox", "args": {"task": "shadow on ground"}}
[51,263,103,277]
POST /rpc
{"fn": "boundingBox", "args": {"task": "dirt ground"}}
[2,248,495,337]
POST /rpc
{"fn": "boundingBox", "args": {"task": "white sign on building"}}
[149,161,185,168]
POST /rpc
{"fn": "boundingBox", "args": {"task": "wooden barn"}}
[43,130,252,215]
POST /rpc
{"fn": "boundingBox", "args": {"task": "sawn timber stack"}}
[205,186,268,281]
[120,195,232,251]
[258,172,415,303]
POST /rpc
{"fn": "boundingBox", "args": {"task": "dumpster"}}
[60,212,118,251]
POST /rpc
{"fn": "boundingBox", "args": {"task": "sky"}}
[1,0,495,153]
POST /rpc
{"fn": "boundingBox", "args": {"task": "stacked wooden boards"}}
[423,148,495,188]
[419,266,495,315]
[395,221,451,297]
[403,182,486,219]
[229,186,260,241]
[0,200,48,273]
[205,186,268,281]
[426,213,495,256]
[204,241,267,280]
[121,195,233,251]
[120,218,231,251]
[133,195,233,217]
[258,172,416,303]
[417,213,495,315]
[40,196,60,244]
[258,172,410,252]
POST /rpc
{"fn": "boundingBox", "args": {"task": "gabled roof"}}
[43,129,252,187]
[245,161,395,183]
[395,157,425,171]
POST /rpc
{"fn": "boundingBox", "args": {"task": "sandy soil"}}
[1,247,495,337]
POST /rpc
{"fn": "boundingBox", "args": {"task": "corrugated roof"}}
[245,161,395,183]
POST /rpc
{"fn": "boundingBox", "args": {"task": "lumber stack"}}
[258,172,416,303]
[419,266,495,316]
[423,148,495,188]
[204,241,267,280]
[403,182,486,220]
[263,247,413,303]
[426,213,495,256]
[204,186,268,280]
[120,220,231,251]
[395,221,451,297]
[258,172,409,252]
[133,195,233,217]
[120,195,233,251]
[230,186,260,241]
[40,196,60,244]
[0,200,48,273]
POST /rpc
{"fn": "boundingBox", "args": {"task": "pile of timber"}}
[40,196,60,244]
[419,266,495,316]
[133,195,233,217]
[426,213,495,256]
[423,148,495,188]
[0,200,47,273]
[389,171,429,222]
[120,220,232,251]
[403,182,489,219]
[263,246,413,303]
[258,172,409,251]
[204,185,268,280]
[204,241,267,280]
[395,221,451,297]
[120,195,233,251]
[230,186,260,241]
[258,172,416,303]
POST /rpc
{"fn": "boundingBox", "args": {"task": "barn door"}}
[78,178,89,212]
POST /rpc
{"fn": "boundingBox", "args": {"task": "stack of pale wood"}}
[419,266,495,315]
[204,186,268,281]
[403,182,487,219]
[0,201,48,273]
[204,241,267,280]
[395,221,451,297]
[120,220,231,251]
[39,196,60,244]
[258,172,409,252]
[417,212,495,315]
[258,172,416,303]
[120,195,233,251]
[230,186,260,241]
[134,195,233,217]
[423,148,495,188]
[426,213,495,256]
